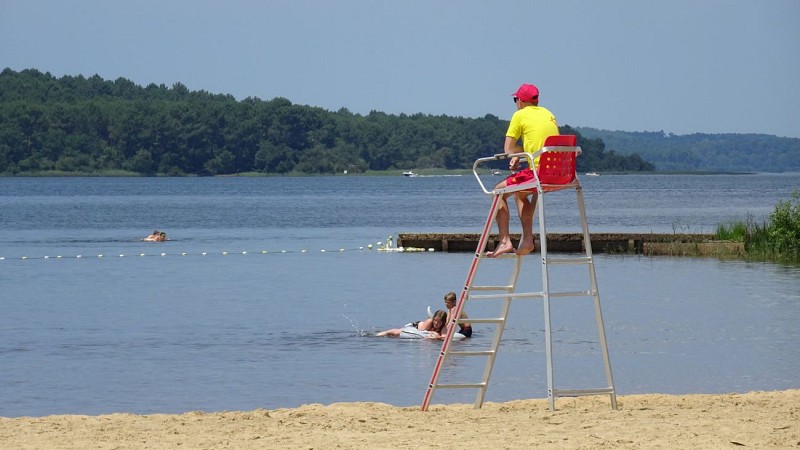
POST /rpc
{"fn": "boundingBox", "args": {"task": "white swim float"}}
[397,325,467,340]
[397,309,468,341]
[391,306,468,340]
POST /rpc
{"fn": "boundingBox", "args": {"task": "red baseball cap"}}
[512,84,540,102]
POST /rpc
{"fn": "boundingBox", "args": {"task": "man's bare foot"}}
[487,241,515,258]
[515,238,535,256]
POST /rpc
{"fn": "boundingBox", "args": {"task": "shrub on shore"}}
[716,191,800,261]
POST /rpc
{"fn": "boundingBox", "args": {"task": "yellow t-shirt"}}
[506,106,559,167]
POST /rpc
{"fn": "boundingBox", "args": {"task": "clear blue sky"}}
[2,0,799,137]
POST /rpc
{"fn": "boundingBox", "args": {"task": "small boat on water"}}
[585,172,600,176]
[403,171,418,177]
[491,169,502,176]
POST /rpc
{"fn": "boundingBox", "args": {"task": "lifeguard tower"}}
[421,135,617,411]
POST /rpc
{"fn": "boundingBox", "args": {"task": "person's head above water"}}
[431,310,448,332]
[444,291,457,308]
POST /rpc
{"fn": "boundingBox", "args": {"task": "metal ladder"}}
[421,135,617,411]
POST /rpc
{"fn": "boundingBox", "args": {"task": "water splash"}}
[342,303,375,337]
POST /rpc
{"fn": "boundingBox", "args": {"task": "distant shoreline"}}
[0,169,764,177]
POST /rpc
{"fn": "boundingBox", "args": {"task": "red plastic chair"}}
[536,135,579,189]
[471,134,582,196]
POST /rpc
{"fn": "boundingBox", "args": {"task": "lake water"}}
[1,173,799,417]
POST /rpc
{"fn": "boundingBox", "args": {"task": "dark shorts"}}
[459,326,473,338]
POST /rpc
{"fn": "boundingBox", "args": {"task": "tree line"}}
[0,68,654,176]
[576,127,800,173]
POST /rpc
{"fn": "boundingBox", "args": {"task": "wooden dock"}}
[397,233,744,257]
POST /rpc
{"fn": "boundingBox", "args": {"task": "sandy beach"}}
[1,389,797,449]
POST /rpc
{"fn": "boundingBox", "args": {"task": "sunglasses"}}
[513,96,538,104]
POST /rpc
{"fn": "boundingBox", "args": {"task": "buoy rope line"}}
[0,236,434,262]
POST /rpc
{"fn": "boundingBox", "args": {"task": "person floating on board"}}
[376,310,448,339]
[487,83,559,258]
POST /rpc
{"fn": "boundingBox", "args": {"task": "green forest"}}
[576,127,800,172]
[0,68,653,176]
